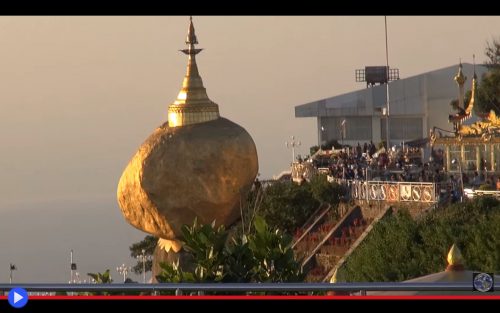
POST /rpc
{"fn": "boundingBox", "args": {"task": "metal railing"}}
[0,282,488,293]
[337,180,452,203]
[291,203,331,249]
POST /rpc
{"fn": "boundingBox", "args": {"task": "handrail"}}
[300,206,358,269]
[0,282,486,292]
[291,203,331,249]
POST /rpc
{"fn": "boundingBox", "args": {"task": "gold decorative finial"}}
[473,54,477,79]
[186,15,198,45]
[330,268,342,283]
[168,17,220,127]
[454,59,467,111]
[454,59,467,86]
[327,268,350,296]
[465,57,478,116]
[446,244,465,271]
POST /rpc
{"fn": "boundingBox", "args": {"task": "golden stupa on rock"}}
[167,16,220,127]
[117,17,259,259]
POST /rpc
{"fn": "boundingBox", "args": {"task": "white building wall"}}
[296,63,488,148]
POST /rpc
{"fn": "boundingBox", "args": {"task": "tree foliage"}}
[485,39,500,69]
[309,174,343,205]
[129,235,156,275]
[257,181,319,234]
[475,38,500,114]
[339,197,500,282]
[244,178,344,235]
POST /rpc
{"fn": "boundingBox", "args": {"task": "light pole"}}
[70,249,77,284]
[116,263,131,283]
[136,249,152,283]
[285,136,301,162]
[9,263,16,284]
[340,119,346,148]
[384,16,391,149]
[452,158,464,202]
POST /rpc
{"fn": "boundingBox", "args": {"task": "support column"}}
[476,145,481,172]
[461,144,465,170]
[491,144,495,171]
[445,145,451,171]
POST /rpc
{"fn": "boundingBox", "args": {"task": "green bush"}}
[258,181,319,233]
[339,197,500,281]
[156,217,304,285]
[309,174,344,205]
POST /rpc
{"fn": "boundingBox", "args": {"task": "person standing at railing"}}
[496,177,500,191]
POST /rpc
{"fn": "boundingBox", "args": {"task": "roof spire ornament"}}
[465,55,478,117]
[446,243,465,271]
[454,59,467,111]
[168,16,220,127]
[473,54,477,79]
[454,58,467,85]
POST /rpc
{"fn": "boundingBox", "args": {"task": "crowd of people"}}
[308,141,437,183]
[298,140,500,202]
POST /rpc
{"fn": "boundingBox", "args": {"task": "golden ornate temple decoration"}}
[168,16,220,127]
[430,56,500,173]
[446,243,465,271]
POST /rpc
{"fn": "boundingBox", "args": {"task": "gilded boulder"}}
[117,117,258,239]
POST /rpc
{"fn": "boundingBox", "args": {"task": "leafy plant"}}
[156,217,304,288]
[87,269,113,284]
[86,269,114,295]
[129,235,156,275]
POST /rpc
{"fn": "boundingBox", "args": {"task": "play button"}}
[8,287,28,308]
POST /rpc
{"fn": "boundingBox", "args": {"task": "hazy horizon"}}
[1,16,500,282]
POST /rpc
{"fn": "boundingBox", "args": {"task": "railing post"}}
[175,288,183,296]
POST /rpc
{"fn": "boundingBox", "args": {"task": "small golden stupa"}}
[167,16,220,127]
[446,243,465,271]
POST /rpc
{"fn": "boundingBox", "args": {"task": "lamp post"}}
[285,136,301,162]
[70,249,77,284]
[384,16,391,149]
[9,263,16,284]
[116,263,131,283]
[338,119,346,149]
[452,158,464,202]
[136,249,152,283]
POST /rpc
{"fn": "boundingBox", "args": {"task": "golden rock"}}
[117,117,258,239]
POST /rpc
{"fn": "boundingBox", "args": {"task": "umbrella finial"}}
[330,268,340,283]
[446,243,465,271]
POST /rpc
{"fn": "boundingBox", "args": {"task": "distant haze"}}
[1,16,500,282]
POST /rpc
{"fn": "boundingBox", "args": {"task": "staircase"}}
[292,203,338,262]
[291,201,392,282]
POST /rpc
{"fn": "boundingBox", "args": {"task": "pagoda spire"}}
[465,55,477,116]
[454,59,467,110]
[168,16,220,127]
